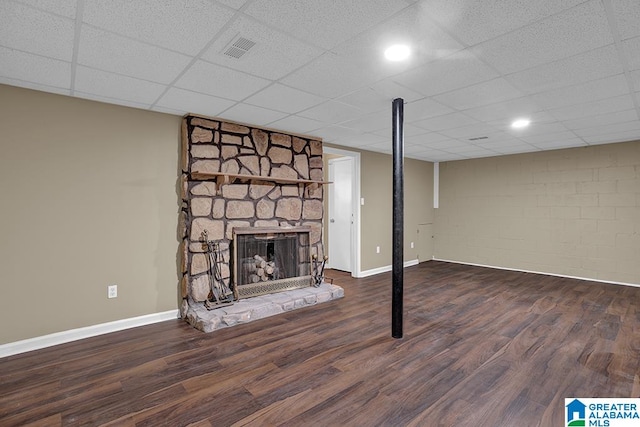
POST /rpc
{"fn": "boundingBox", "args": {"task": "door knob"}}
[330,218,335,223]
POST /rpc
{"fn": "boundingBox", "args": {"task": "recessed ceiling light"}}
[384,44,411,61]
[511,118,531,129]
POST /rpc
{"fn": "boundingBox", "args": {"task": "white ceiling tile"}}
[0,76,70,96]
[421,138,471,150]
[280,52,380,98]
[623,37,640,70]
[531,74,630,109]
[413,112,480,131]
[298,101,367,126]
[0,46,70,88]
[563,109,639,131]
[438,123,500,139]
[404,132,452,145]
[447,147,498,158]
[315,127,387,148]
[433,78,524,110]
[82,0,235,55]
[405,144,434,155]
[420,0,587,46]
[244,84,325,114]
[489,144,539,155]
[333,3,464,68]
[73,91,152,110]
[152,105,186,116]
[0,2,74,61]
[470,132,524,144]
[582,129,640,144]
[549,95,636,121]
[175,60,271,101]
[339,110,390,133]
[201,16,323,80]
[282,8,458,99]
[505,121,570,137]
[78,26,192,84]
[631,70,640,92]
[404,98,455,122]
[402,124,431,137]
[463,96,542,122]
[486,111,558,129]
[394,49,499,96]
[370,80,425,103]
[3,0,639,160]
[573,120,640,137]
[345,133,390,148]
[519,131,580,144]
[610,0,640,40]
[336,88,391,114]
[155,87,236,118]
[361,140,394,152]
[12,0,77,18]
[215,0,249,10]
[425,151,467,161]
[530,138,588,150]
[267,115,324,134]
[506,45,624,95]
[221,103,289,126]
[472,138,532,150]
[474,0,612,74]
[312,125,366,143]
[74,66,166,104]
[244,0,405,50]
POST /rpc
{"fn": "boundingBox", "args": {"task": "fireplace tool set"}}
[311,254,328,287]
[202,230,234,309]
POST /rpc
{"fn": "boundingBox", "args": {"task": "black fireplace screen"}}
[232,227,311,298]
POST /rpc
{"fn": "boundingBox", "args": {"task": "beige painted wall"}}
[435,140,640,284]
[323,145,434,273]
[0,85,181,344]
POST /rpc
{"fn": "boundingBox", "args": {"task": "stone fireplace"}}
[179,114,343,332]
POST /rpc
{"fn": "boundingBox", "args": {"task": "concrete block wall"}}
[434,140,640,284]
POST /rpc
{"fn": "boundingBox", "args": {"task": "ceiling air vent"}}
[223,36,256,59]
[469,136,488,141]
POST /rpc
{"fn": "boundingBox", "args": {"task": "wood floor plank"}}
[1,261,639,426]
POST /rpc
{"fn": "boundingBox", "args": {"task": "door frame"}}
[323,146,361,278]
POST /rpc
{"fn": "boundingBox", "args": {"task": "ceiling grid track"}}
[69,0,85,95]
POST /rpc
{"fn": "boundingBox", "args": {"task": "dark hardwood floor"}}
[2,261,639,426]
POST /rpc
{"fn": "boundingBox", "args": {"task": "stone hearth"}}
[186,282,344,333]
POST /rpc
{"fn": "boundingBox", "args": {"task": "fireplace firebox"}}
[232,227,312,299]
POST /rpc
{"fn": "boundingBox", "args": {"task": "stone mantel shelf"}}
[191,171,332,189]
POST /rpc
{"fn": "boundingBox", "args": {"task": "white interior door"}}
[328,157,353,272]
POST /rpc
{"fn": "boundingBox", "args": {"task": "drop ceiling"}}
[1,0,639,162]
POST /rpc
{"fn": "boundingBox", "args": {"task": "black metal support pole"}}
[392,98,404,339]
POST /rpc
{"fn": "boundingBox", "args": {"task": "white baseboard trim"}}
[433,258,640,288]
[357,259,420,278]
[0,309,179,359]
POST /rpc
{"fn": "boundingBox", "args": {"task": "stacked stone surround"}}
[179,114,334,327]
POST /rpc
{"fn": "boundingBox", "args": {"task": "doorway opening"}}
[323,147,361,277]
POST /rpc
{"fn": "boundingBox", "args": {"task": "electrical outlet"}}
[108,285,117,299]
[411,241,414,248]
[376,246,380,254]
